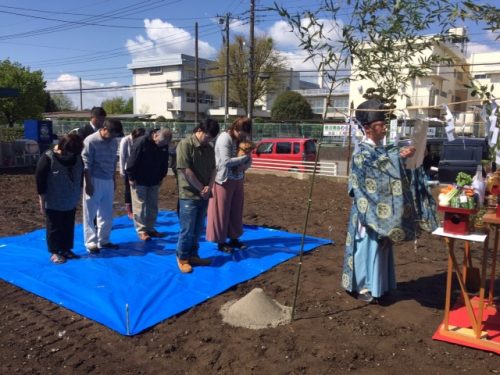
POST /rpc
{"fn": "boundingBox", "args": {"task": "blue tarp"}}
[0,211,331,335]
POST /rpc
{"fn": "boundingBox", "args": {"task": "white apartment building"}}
[469,51,500,133]
[127,54,219,120]
[347,28,473,136]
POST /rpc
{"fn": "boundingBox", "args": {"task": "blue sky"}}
[0,0,498,109]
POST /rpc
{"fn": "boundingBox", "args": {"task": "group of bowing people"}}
[35,109,253,274]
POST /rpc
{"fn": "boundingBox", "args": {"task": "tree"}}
[48,92,76,112]
[211,35,287,114]
[0,59,46,127]
[101,96,133,114]
[271,91,313,121]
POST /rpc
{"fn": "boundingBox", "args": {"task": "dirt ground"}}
[0,169,498,374]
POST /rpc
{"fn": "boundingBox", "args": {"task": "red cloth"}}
[433,297,500,355]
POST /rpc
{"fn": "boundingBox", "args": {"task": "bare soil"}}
[0,169,498,374]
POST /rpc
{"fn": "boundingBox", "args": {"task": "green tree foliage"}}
[271,91,313,121]
[101,96,133,114]
[211,35,287,114]
[0,59,46,127]
[47,92,76,112]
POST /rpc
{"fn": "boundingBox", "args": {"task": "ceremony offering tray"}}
[438,206,478,235]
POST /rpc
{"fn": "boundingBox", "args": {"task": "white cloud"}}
[47,74,132,110]
[126,19,217,60]
[269,18,343,50]
[267,19,346,85]
[229,19,266,38]
[467,42,496,56]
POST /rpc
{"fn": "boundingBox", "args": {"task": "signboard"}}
[427,127,436,137]
[323,124,349,137]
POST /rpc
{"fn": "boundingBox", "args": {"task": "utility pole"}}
[224,13,230,123]
[195,22,199,124]
[247,0,255,120]
[79,77,83,111]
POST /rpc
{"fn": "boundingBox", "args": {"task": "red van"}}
[251,138,318,173]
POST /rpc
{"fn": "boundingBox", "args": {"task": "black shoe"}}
[100,242,119,250]
[229,238,247,249]
[62,250,80,260]
[148,230,166,238]
[86,245,100,255]
[217,243,233,253]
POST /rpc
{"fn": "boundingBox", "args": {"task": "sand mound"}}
[220,288,292,329]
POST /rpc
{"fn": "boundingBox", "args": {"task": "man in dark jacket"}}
[72,107,107,140]
[126,128,172,241]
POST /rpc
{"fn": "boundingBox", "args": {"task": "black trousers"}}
[46,208,76,254]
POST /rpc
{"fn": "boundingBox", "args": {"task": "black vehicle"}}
[398,137,446,177]
[437,137,489,184]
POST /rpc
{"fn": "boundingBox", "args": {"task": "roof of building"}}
[127,54,215,70]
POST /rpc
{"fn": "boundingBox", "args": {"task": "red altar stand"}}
[432,226,499,354]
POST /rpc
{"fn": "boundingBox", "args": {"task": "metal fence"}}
[0,121,351,174]
[50,120,339,143]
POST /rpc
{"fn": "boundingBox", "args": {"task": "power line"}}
[0,0,182,41]
[0,4,220,22]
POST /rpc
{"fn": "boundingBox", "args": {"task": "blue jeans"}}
[176,199,209,260]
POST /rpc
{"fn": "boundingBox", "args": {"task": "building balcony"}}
[294,87,350,97]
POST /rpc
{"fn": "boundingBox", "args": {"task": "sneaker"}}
[177,257,192,273]
[189,256,212,266]
[148,230,166,238]
[86,245,100,255]
[100,242,119,250]
[139,232,151,241]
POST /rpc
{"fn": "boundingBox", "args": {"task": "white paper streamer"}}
[491,127,499,148]
[443,104,455,142]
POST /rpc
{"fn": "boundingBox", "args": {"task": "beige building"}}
[347,28,473,136]
[127,54,218,120]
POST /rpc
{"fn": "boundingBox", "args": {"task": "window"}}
[256,142,273,154]
[332,97,348,109]
[308,98,323,114]
[186,92,196,103]
[276,142,292,154]
[304,140,316,154]
[149,67,162,75]
[293,143,300,154]
[474,74,488,79]
[205,94,214,105]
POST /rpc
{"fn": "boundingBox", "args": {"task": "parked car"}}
[251,137,318,173]
[437,137,488,184]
